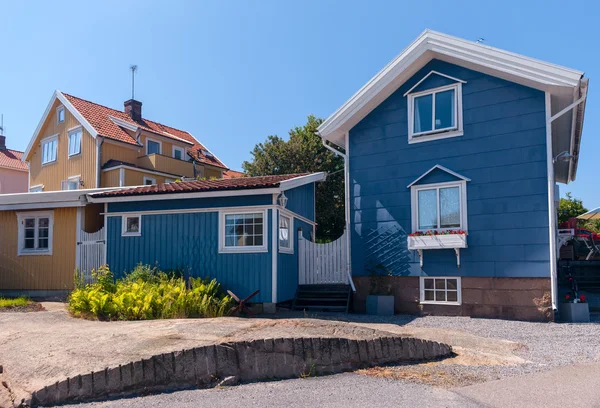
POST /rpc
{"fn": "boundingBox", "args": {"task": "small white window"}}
[411,181,467,233]
[68,128,82,157]
[407,83,463,143]
[146,138,161,155]
[279,214,293,253]
[122,214,141,236]
[57,106,65,123]
[61,176,80,191]
[17,211,53,255]
[420,277,461,305]
[29,185,44,193]
[172,146,185,160]
[219,210,268,253]
[143,176,156,185]
[41,135,58,165]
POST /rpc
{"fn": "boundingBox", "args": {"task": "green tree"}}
[242,115,345,241]
[558,192,588,225]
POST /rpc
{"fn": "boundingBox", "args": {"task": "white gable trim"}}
[317,29,585,147]
[407,164,471,188]
[403,70,467,97]
[23,90,99,162]
[109,116,138,132]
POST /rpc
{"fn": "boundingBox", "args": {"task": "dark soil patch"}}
[0,303,45,313]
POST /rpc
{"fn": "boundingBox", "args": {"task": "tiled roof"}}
[62,93,228,169]
[0,148,28,171]
[93,173,308,198]
[222,169,246,179]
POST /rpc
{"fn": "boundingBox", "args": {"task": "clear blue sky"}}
[1,0,598,206]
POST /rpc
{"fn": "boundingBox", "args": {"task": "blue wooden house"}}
[318,30,589,321]
[88,173,324,307]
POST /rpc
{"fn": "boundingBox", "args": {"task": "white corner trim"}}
[218,209,269,254]
[407,164,471,188]
[419,276,462,305]
[145,137,162,155]
[119,168,125,187]
[403,70,467,97]
[24,90,99,162]
[121,214,142,237]
[407,82,463,143]
[410,180,468,233]
[279,172,327,191]
[16,210,54,256]
[271,208,278,303]
[545,91,558,310]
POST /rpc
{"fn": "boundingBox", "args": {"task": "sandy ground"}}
[0,303,525,400]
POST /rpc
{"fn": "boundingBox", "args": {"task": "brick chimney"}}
[0,135,5,151]
[124,99,142,121]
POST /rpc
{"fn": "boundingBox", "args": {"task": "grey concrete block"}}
[357,340,369,366]
[338,338,352,370]
[80,373,93,398]
[93,369,107,395]
[263,338,275,378]
[132,361,144,387]
[263,302,276,314]
[205,345,218,380]
[106,366,122,394]
[153,354,170,385]
[392,337,404,360]
[348,339,360,365]
[180,349,196,383]
[373,337,384,362]
[57,379,69,402]
[235,341,255,381]
[121,363,134,390]
[273,338,295,379]
[367,340,377,366]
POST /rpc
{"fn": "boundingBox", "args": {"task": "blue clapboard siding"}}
[284,184,315,221]
[108,194,273,213]
[106,209,273,303]
[349,59,550,278]
[277,218,313,302]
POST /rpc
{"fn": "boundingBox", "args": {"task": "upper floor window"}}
[41,135,58,165]
[405,72,465,144]
[61,176,80,191]
[146,138,161,155]
[173,146,185,160]
[57,106,65,123]
[411,180,467,232]
[68,128,82,157]
[17,211,53,255]
[143,176,156,185]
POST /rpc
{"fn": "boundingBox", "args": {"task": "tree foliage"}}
[242,115,345,241]
[559,192,600,232]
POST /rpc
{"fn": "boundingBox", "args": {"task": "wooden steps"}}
[292,284,351,313]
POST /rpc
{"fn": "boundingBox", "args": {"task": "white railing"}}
[77,227,106,283]
[298,230,350,285]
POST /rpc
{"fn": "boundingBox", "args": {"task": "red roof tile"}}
[93,173,307,198]
[0,149,27,171]
[222,169,246,179]
[62,93,228,169]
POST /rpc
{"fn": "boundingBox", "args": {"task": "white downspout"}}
[545,88,588,311]
[321,134,354,291]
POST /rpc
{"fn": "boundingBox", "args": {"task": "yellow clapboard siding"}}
[136,154,194,178]
[204,167,223,179]
[101,139,140,165]
[0,208,77,290]
[124,169,169,186]
[101,168,121,187]
[28,99,97,191]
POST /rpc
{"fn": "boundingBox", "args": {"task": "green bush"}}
[69,265,232,320]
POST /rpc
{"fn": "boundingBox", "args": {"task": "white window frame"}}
[29,184,44,193]
[278,212,294,254]
[219,209,268,253]
[61,175,80,191]
[41,134,58,165]
[146,137,162,155]
[407,83,463,144]
[67,126,82,157]
[172,145,186,160]
[143,176,156,185]
[420,276,462,305]
[17,211,54,256]
[410,180,468,233]
[121,214,142,237]
[56,106,65,124]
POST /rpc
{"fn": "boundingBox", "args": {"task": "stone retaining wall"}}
[31,336,451,406]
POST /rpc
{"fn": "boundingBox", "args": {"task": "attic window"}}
[57,106,65,123]
[407,83,464,144]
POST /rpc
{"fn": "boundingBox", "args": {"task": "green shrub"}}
[0,297,31,308]
[68,265,233,321]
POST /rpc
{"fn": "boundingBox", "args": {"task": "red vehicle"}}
[575,229,600,241]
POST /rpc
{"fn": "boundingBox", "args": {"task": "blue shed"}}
[88,173,324,305]
[317,30,588,321]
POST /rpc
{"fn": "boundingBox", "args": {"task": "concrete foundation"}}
[352,276,552,322]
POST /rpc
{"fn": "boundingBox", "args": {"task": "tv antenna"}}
[130,65,138,99]
[475,38,485,44]
[0,114,4,136]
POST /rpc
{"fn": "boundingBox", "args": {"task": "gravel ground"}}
[341,313,600,386]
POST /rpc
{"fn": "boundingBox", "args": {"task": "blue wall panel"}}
[108,194,273,213]
[349,59,550,278]
[284,184,315,221]
[277,219,312,303]
[106,210,273,303]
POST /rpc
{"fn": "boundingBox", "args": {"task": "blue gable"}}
[410,166,467,186]
[348,59,549,279]
[410,71,464,94]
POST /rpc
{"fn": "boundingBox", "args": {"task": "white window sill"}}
[279,247,294,254]
[408,130,463,144]
[18,250,52,256]
[219,246,268,254]
[419,301,461,306]
[42,160,57,167]
[68,153,82,158]
[122,232,141,237]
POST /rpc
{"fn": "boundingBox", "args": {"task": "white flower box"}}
[408,234,467,250]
